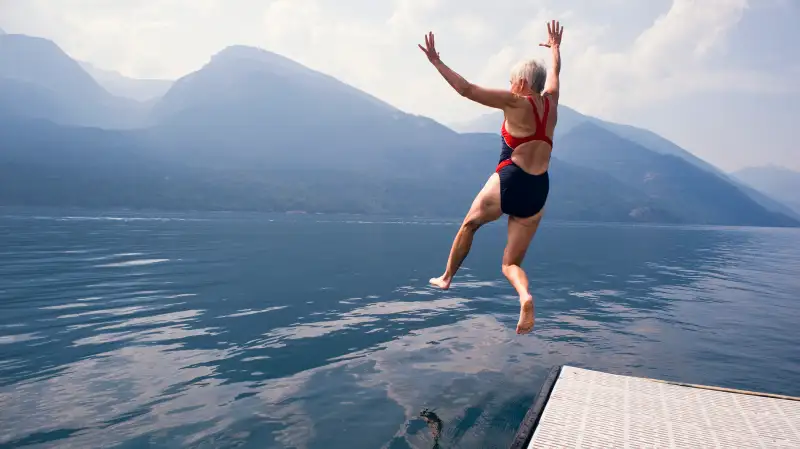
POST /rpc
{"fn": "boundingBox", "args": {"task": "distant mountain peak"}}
[213,45,277,60]
[1,32,61,52]
[154,43,400,122]
[202,45,346,91]
[0,33,105,96]
[0,32,146,127]
[0,28,6,36]
[209,45,306,71]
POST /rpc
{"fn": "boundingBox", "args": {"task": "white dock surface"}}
[528,366,800,448]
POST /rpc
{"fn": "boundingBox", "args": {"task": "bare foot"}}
[516,295,534,334]
[429,276,451,290]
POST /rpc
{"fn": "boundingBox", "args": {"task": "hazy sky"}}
[1,0,797,171]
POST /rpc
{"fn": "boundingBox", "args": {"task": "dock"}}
[510,365,800,448]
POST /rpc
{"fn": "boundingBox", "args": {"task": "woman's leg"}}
[502,210,543,334]
[430,174,503,289]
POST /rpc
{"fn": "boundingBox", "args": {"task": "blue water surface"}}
[1,209,799,448]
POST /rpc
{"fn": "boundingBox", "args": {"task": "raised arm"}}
[539,20,563,101]
[418,32,517,110]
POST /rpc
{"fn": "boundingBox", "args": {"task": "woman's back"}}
[502,93,558,176]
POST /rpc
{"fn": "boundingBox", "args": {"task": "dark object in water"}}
[420,408,443,449]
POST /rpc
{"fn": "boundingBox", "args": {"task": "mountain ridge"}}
[556,122,797,227]
[145,45,460,173]
[0,32,148,128]
[0,34,796,227]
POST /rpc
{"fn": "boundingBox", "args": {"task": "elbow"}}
[456,83,474,98]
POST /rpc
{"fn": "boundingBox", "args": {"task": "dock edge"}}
[507,365,800,449]
[508,364,563,449]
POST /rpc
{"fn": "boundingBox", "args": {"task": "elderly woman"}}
[419,20,563,334]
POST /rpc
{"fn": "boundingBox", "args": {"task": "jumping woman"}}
[419,20,564,334]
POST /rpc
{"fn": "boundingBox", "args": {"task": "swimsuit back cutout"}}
[500,96,553,149]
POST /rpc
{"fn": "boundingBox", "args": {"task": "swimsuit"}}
[495,96,552,218]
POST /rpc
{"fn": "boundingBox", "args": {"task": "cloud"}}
[534,0,752,116]
[0,0,794,124]
[249,0,788,122]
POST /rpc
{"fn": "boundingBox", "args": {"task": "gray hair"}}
[510,59,547,93]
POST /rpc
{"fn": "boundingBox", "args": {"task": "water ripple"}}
[1,212,799,448]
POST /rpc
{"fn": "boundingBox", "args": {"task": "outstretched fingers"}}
[419,32,439,60]
[539,20,564,47]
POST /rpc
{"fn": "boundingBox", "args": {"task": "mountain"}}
[583,119,800,220]
[0,37,795,226]
[146,45,462,173]
[556,123,797,226]
[450,104,800,219]
[733,166,800,214]
[0,77,67,121]
[544,157,677,223]
[0,116,478,216]
[80,61,173,102]
[0,33,145,128]
[0,115,678,221]
[0,43,670,222]
[732,183,800,221]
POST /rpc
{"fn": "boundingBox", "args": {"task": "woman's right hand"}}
[539,20,563,48]
[418,31,441,64]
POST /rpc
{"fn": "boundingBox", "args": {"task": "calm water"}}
[1,209,799,448]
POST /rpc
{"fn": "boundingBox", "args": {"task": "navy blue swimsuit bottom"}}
[496,138,549,218]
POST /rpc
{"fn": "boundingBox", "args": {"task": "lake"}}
[1,209,799,448]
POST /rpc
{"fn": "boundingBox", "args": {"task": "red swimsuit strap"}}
[527,96,550,140]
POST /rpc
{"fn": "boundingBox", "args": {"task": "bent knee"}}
[501,263,519,275]
[462,217,484,231]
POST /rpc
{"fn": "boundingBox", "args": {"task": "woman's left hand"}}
[418,32,440,63]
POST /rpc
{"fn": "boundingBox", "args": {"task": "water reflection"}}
[0,211,799,448]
